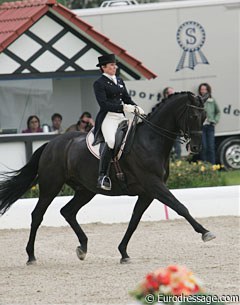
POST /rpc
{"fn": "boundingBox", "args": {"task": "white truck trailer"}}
[76,0,240,169]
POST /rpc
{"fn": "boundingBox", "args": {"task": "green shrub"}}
[22,161,239,198]
[167,160,225,189]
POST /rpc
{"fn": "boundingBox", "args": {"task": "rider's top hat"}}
[96,54,117,67]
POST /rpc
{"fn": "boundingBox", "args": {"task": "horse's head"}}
[179,92,208,154]
[141,91,208,154]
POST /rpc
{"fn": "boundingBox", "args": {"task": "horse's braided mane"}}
[147,91,191,118]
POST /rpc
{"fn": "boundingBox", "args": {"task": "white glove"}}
[135,106,145,115]
[123,104,136,114]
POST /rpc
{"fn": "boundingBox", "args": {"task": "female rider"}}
[93,54,144,191]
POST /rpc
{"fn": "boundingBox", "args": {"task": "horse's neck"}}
[135,116,176,158]
[151,102,179,133]
[134,102,181,159]
[152,116,176,133]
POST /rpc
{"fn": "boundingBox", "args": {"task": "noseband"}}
[181,104,205,140]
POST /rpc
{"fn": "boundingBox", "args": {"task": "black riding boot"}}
[97,143,113,191]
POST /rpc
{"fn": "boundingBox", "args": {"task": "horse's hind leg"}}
[26,181,64,265]
[60,188,95,261]
[118,194,153,264]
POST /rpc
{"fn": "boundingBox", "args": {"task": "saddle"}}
[86,118,138,191]
[86,118,136,160]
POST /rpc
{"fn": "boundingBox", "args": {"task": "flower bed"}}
[167,161,225,189]
[22,161,239,198]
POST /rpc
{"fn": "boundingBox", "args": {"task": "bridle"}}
[177,103,205,143]
[133,102,205,144]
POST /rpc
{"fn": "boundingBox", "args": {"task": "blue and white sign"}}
[176,21,209,72]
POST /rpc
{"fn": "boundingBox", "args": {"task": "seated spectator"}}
[51,113,64,133]
[66,112,95,133]
[22,115,43,133]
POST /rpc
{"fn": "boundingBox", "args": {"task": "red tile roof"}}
[0,0,157,79]
[0,0,50,51]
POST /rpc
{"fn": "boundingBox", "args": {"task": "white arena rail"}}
[0,185,239,229]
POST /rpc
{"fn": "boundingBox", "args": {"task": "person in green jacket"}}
[198,83,221,164]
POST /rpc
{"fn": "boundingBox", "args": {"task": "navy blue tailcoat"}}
[93,75,136,145]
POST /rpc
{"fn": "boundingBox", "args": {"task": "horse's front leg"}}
[148,179,216,242]
[118,194,153,264]
[60,189,95,261]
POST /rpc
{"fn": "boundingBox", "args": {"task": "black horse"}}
[0,92,215,265]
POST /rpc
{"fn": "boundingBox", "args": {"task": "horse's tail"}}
[0,143,48,216]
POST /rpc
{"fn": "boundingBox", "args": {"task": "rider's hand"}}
[123,104,136,114]
[135,106,145,115]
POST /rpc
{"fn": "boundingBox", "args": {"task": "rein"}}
[135,112,187,144]
[134,103,205,144]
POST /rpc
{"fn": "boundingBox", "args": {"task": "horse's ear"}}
[188,92,197,102]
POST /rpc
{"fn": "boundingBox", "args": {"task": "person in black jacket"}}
[93,54,144,191]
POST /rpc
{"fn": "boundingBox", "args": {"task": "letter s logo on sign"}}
[176,21,209,72]
[186,27,197,45]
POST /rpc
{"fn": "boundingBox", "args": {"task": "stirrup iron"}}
[99,175,112,191]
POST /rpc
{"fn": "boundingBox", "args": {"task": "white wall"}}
[0,137,52,172]
[0,141,26,172]
[0,186,239,229]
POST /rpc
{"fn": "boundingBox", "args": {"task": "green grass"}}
[220,170,240,186]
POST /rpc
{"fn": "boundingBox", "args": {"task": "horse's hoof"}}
[26,259,37,266]
[120,257,131,264]
[76,246,87,261]
[202,231,216,242]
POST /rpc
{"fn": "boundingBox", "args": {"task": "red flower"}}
[167,265,179,272]
[172,282,185,295]
[157,272,171,285]
[193,284,200,293]
[146,273,155,282]
[145,273,159,291]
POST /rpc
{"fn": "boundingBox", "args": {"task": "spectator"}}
[22,115,43,133]
[163,87,181,159]
[51,113,64,133]
[66,111,95,133]
[163,86,175,98]
[198,83,221,164]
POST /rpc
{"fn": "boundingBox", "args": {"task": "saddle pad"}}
[86,123,132,160]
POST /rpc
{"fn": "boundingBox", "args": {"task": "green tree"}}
[0,0,67,5]
[0,0,163,9]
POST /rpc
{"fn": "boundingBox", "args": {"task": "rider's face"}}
[102,62,117,76]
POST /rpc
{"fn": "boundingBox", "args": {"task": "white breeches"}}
[101,112,126,149]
